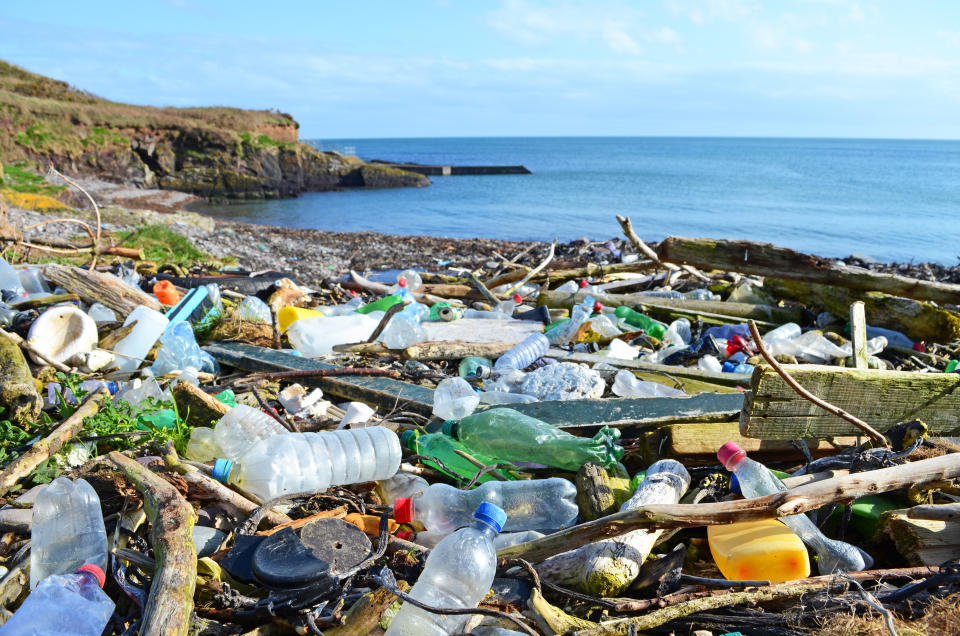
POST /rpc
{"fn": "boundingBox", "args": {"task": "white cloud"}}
[668,0,759,25]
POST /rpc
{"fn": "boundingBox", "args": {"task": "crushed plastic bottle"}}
[718,442,872,573]
[400,430,515,483]
[30,477,108,589]
[238,296,272,323]
[554,280,580,294]
[386,502,506,636]
[213,426,401,500]
[394,478,578,534]
[110,305,169,374]
[211,404,288,460]
[287,313,383,356]
[520,362,605,401]
[151,321,204,376]
[703,323,751,341]
[442,408,624,471]
[638,288,719,301]
[494,332,549,372]
[547,296,594,345]
[380,302,429,349]
[432,377,480,420]
[3,565,114,636]
[612,370,686,397]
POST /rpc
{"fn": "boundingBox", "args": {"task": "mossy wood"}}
[325,581,410,636]
[0,331,41,428]
[657,236,960,305]
[203,342,435,415]
[402,341,518,360]
[107,451,196,636]
[547,348,749,390]
[741,364,960,439]
[763,277,960,343]
[537,289,802,324]
[171,381,230,428]
[43,263,162,317]
[496,452,960,564]
[575,462,632,521]
[878,507,960,566]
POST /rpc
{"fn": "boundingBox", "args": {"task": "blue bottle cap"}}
[212,458,233,483]
[473,502,507,533]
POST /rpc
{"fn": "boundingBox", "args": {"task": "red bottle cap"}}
[398,278,407,287]
[717,442,746,470]
[579,279,588,288]
[77,564,106,588]
[593,301,603,313]
[513,294,523,303]
[350,290,358,297]
[395,530,413,540]
[394,497,413,523]
[913,341,926,352]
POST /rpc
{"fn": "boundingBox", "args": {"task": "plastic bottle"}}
[459,356,493,379]
[612,306,667,340]
[478,391,537,405]
[708,518,811,583]
[238,296,271,323]
[495,294,524,316]
[30,477,108,589]
[547,296,594,345]
[638,288,719,301]
[110,305,169,374]
[718,442,872,573]
[213,426,401,500]
[698,354,722,373]
[462,308,515,320]
[86,302,117,322]
[212,404,288,460]
[376,471,429,505]
[494,332,549,373]
[442,408,624,471]
[17,267,51,296]
[287,313,383,356]
[380,303,429,349]
[611,370,686,398]
[0,256,26,300]
[387,269,423,295]
[703,323,751,341]
[400,430,515,484]
[395,478,577,534]
[432,377,480,420]
[400,529,544,550]
[153,280,182,305]
[151,321,204,376]
[386,503,506,636]
[554,280,580,294]
[2,565,115,636]
[276,306,325,333]
[186,427,223,462]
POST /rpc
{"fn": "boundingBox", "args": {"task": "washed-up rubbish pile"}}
[2,216,960,636]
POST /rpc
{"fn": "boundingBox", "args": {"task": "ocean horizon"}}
[199,136,960,264]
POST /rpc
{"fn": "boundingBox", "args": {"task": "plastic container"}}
[110,305,169,374]
[708,518,811,583]
[151,321,204,376]
[432,377,480,420]
[442,408,623,471]
[2,565,114,636]
[153,280,181,305]
[214,426,402,500]
[186,426,223,462]
[718,442,872,573]
[611,370,686,398]
[238,296,271,323]
[287,313,382,356]
[459,356,493,379]
[495,332,549,372]
[86,302,117,322]
[612,306,667,340]
[546,297,594,345]
[386,503,506,636]
[0,256,26,299]
[395,478,577,534]
[400,430,515,484]
[212,404,288,460]
[495,294,524,316]
[376,471,429,505]
[25,306,99,365]
[698,354,722,373]
[276,306,325,333]
[17,267,50,296]
[164,283,223,329]
[30,477,108,589]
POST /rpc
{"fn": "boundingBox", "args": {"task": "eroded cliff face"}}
[0,60,429,198]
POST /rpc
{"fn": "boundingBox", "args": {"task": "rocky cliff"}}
[0,60,429,199]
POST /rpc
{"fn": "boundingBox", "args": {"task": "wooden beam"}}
[43,264,161,317]
[656,236,960,305]
[879,508,960,566]
[741,364,960,440]
[203,342,435,415]
[849,301,868,370]
[403,341,517,361]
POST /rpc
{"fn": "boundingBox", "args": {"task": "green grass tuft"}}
[117,224,210,264]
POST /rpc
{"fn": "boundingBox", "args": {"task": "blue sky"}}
[2,1,960,139]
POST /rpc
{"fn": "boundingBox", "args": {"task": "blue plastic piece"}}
[473,502,507,533]
[212,458,233,483]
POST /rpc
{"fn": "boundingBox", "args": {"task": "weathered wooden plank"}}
[657,236,960,305]
[203,342,435,415]
[43,263,161,317]
[879,508,960,566]
[849,301,868,370]
[763,277,960,343]
[741,364,960,440]
[403,341,517,361]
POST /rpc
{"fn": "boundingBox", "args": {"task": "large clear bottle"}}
[212,404,288,460]
[30,477,108,589]
[3,565,115,636]
[494,332,549,373]
[386,502,506,636]
[718,442,872,573]
[394,478,578,534]
[213,426,402,500]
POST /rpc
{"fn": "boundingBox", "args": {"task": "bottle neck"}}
[470,519,500,540]
[725,454,747,472]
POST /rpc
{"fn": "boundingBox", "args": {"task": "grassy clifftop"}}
[0,60,428,198]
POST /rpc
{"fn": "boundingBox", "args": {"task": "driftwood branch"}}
[616,215,709,282]
[107,451,196,636]
[748,320,889,448]
[502,239,557,297]
[0,388,107,497]
[497,452,960,563]
[43,263,161,317]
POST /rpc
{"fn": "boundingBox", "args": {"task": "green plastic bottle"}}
[355,294,404,315]
[441,408,624,471]
[400,430,516,484]
[613,306,667,340]
[459,356,493,379]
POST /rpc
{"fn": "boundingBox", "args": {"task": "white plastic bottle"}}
[110,305,169,374]
[2,565,115,635]
[212,404,288,460]
[494,332,549,372]
[213,426,402,500]
[432,377,480,420]
[394,478,578,534]
[718,442,872,573]
[30,477,108,589]
[386,502,506,636]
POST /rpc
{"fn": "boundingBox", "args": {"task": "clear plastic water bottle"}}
[399,529,544,550]
[388,269,423,294]
[547,297,594,345]
[494,332,549,372]
[718,442,873,573]
[186,426,223,462]
[110,305,169,374]
[495,294,524,316]
[554,280,579,294]
[151,321,204,376]
[86,302,117,322]
[377,471,429,505]
[394,478,577,534]
[432,377,480,420]
[611,370,686,397]
[380,303,429,349]
[3,565,114,635]
[0,256,26,300]
[30,477,108,589]
[238,296,272,323]
[18,267,51,296]
[213,426,401,500]
[386,502,506,636]
[477,391,537,405]
[210,404,288,460]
